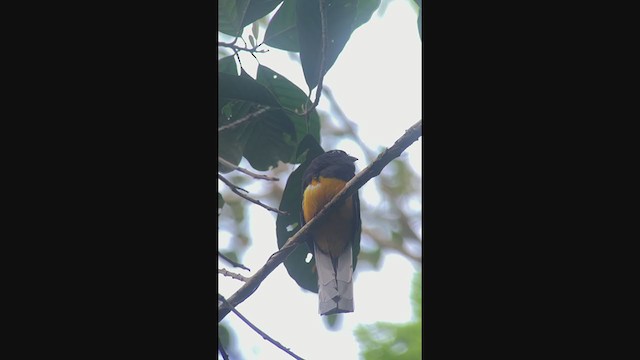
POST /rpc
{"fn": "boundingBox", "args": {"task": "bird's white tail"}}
[315,243,354,315]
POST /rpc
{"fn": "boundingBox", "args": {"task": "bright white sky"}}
[219,1,422,358]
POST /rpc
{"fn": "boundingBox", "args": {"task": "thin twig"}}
[218,337,230,360]
[218,41,269,54]
[219,268,249,282]
[218,156,279,181]
[297,0,328,116]
[323,87,377,162]
[218,120,423,321]
[218,174,289,215]
[218,106,273,132]
[219,295,305,360]
[218,251,251,271]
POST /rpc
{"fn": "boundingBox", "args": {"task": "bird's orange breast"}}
[302,177,354,258]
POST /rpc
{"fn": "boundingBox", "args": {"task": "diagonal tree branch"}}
[219,294,305,360]
[218,119,422,321]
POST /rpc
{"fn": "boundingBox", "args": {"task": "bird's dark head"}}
[303,150,358,186]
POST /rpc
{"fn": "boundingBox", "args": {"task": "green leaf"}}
[242,112,297,170]
[218,101,256,170]
[256,65,321,162]
[264,0,370,53]
[297,0,358,90]
[219,0,251,37]
[276,135,325,293]
[353,0,381,30]
[264,0,300,52]
[219,72,282,107]
[218,72,298,171]
[219,55,238,76]
[243,0,284,28]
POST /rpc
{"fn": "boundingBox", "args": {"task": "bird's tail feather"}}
[315,243,354,315]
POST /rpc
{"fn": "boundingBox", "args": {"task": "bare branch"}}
[396,207,422,244]
[218,251,251,271]
[219,268,249,282]
[218,174,289,215]
[362,228,421,263]
[323,87,377,162]
[218,294,305,360]
[218,156,279,181]
[218,119,422,321]
[218,106,273,132]
[297,0,328,116]
[218,337,230,360]
[218,41,269,54]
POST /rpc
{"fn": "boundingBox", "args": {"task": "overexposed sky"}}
[219,1,421,358]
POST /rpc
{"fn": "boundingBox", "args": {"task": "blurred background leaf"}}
[355,272,422,359]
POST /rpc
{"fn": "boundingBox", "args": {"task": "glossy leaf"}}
[218,0,251,36]
[242,111,297,170]
[353,0,381,30]
[243,0,284,27]
[218,101,258,170]
[265,0,378,53]
[297,0,358,90]
[218,72,297,170]
[264,0,300,52]
[218,55,238,76]
[256,64,321,162]
[219,72,281,107]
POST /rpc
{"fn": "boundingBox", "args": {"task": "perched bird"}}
[301,150,361,315]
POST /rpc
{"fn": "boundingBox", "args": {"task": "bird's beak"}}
[348,155,358,162]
